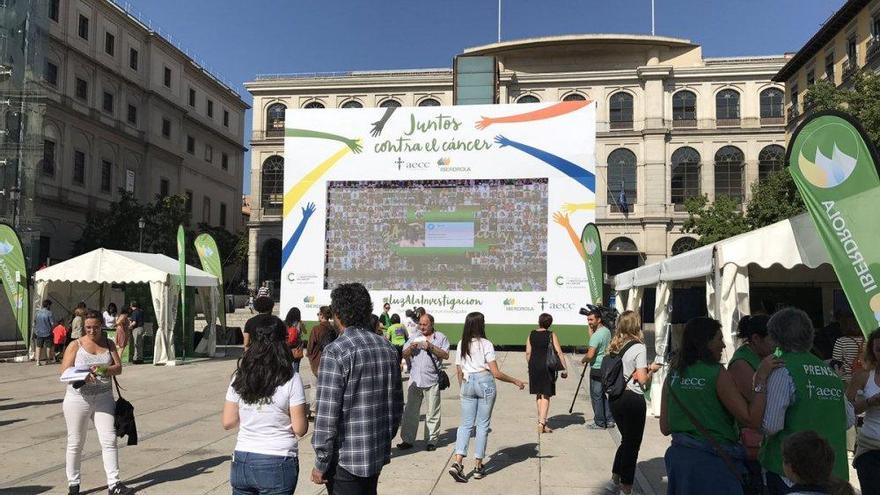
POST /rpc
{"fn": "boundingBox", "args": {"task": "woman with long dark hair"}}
[660,317,779,494]
[222,319,308,495]
[284,307,306,364]
[847,327,880,494]
[448,312,525,483]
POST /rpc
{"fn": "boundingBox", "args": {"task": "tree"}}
[804,70,880,146]
[745,169,805,229]
[682,194,751,246]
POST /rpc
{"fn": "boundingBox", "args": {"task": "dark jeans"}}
[609,390,646,486]
[326,464,379,495]
[230,451,298,495]
[855,449,880,495]
[589,373,614,427]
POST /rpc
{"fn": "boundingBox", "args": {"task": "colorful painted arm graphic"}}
[370,107,397,137]
[553,211,586,261]
[285,128,362,154]
[283,145,353,217]
[495,135,595,192]
[561,202,596,213]
[281,202,316,267]
[475,100,589,129]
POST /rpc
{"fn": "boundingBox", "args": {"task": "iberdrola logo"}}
[797,122,860,188]
[303,296,316,303]
[503,298,516,306]
[585,238,597,256]
[437,157,452,166]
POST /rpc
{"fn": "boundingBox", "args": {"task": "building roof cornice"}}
[462,33,697,55]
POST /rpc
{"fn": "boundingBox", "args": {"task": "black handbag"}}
[428,352,450,391]
[546,331,565,372]
[113,377,138,446]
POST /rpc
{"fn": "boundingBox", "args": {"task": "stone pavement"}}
[0,348,861,494]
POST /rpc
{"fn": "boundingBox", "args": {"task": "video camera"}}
[578,304,619,330]
[404,307,423,322]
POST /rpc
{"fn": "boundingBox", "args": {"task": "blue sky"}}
[125,0,846,193]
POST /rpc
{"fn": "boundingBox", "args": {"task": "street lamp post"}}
[138,216,145,252]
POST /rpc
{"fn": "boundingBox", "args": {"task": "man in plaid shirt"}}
[311,283,404,494]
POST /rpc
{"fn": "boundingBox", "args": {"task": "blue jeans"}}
[231,451,298,495]
[454,371,497,459]
[589,374,614,427]
[665,434,746,495]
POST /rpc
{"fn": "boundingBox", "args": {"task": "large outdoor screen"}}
[324,178,549,292]
[282,101,596,325]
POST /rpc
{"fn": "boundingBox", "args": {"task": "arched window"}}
[379,99,402,108]
[340,100,363,109]
[562,93,586,101]
[671,147,701,208]
[714,145,744,203]
[261,155,284,215]
[672,237,698,255]
[609,92,633,130]
[516,94,540,104]
[266,103,286,137]
[607,148,637,212]
[418,98,440,107]
[758,144,786,180]
[672,90,697,127]
[608,236,638,252]
[760,88,784,124]
[715,89,740,125]
[303,101,324,109]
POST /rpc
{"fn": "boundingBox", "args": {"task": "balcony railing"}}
[252,129,285,141]
[868,36,880,61]
[609,120,634,131]
[672,118,697,129]
[842,59,857,79]
[787,107,800,125]
[716,118,741,128]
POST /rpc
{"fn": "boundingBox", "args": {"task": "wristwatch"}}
[753,382,766,394]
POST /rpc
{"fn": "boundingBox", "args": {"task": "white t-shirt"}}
[455,338,496,381]
[621,342,647,395]
[225,371,306,457]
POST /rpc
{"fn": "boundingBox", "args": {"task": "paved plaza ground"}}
[0,347,862,494]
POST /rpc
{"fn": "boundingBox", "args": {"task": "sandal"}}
[537,421,553,433]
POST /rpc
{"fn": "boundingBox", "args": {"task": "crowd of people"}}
[52,285,880,495]
[323,178,548,292]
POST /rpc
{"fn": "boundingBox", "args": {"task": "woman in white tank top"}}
[847,328,880,494]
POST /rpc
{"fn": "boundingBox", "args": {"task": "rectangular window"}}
[847,36,857,63]
[127,104,137,125]
[163,67,171,87]
[204,144,213,162]
[104,32,115,56]
[202,197,211,223]
[806,69,815,86]
[78,15,89,40]
[185,190,193,213]
[160,178,169,198]
[189,88,196,107]
[223,110,229,127]
[129,48,138,70]
[45,61,58,86]
[75,77,87,100]
[207,99,214,118]
[825,53,835,81]
[220,203,227,228]
[186,135,195,154]
[221,152,229,170]
[102,91,113,113]
[873,15,880,38]
[790,84,799,111]
[126,169,135,193]
[49,0,59,22]
[73,150,85,185]
[101,160,112,192]
[161,118,171,138]
[42,139,56,176]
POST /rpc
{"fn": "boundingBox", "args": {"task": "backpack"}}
[600,340,640,401]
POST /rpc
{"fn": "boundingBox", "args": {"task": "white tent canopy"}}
[611,213,831,415]
[34,249,221,365]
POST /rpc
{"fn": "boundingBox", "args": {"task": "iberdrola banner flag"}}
[0,224,28,342]
[787,111,880,337]
[580,223,603,305]
[194,233,226,330]
[177,225,187,358]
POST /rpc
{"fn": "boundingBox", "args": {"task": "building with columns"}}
[244,35,788,290]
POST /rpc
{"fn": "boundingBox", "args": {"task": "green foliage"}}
[682,194,751,246]
[745,170,805,229]
[804,70,880,146]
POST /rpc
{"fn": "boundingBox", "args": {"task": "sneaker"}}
[68,485,80,495]
[606,422,616,429]
[426,444,437,452]
[587,422,607,430]
[448,462,467,483]
[108,483,133,495]
[396,442,413,450]
[473,465,485,479]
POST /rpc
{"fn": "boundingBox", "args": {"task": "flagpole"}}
[497,0,502,42]
[651,0,655,35]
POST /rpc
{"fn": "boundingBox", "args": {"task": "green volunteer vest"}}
[729,344,761,371]
[668,362,739,444]
[386,323,407,346]
[759,352,848,480]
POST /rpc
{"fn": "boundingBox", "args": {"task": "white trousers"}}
[63,390,119,488]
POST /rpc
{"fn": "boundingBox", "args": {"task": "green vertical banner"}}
[787,111,880,337]
[194,233,226,330]
[177,225,187,360]
[580,223,604,305]
[0,224,28,343]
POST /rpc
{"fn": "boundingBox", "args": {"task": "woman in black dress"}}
[525,313,568,433]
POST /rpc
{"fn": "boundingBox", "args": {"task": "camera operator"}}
[581,306,615,429]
